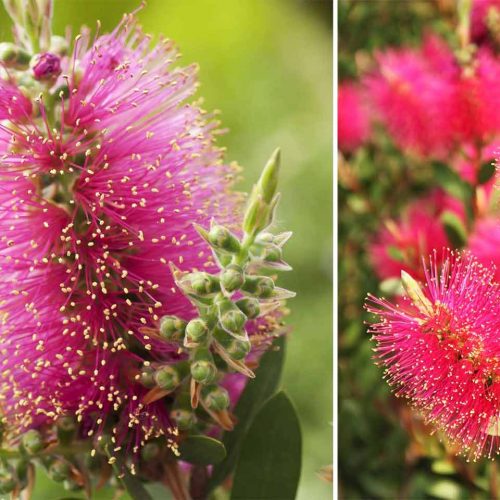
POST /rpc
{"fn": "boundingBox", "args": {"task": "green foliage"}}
[230,392,302,500]
[178,436,226,466]
[209,335,286,491]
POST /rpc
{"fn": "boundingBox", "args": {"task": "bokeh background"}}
[339,1,500,499]
[0,0,333,498]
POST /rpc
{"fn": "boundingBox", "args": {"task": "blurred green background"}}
[0,0,332,498]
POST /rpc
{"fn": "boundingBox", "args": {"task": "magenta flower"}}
[370,190,465,280]
[366,252,500,459]
[469,218,500,282]
[338,81,370,152]
[0,14,242,454]
[365,33,500,156]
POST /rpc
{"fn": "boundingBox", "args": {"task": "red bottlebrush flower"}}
[366,252,500,459]
[0,14,243,454]
[338,81,370,152]
[370,191,465,280]
[469,218,500,282]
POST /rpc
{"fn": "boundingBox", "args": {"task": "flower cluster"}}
[366,253,500,460]
[0,1,293,496]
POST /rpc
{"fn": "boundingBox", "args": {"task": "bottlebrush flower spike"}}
[366,251,500,460]
[0,0,244,482]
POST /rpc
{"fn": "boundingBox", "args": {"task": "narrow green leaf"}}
[178,435,226,466]
[441,210,467,248]
[386,245,405,263]
[433,161,473,203]
[230,391,302,500]
[208,335,286,491]
[478,160,496,185]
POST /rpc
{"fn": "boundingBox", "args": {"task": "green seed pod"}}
[202,385,230,411]
[185,318,209,344]
[220,265,245,292]
[154,365,180,391]
[218,299,247,334]
[21,429,44,455]
[48,459,71,483]
[235,297,260,319]
[242,275,275,298]
[159,315,186,342]
[171,409,197,431]
[208,225,241,253]
[0,474,16,494]
[190,348,217,384]
[141,442,161,462]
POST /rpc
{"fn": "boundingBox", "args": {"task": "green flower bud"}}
[189,272,220,296]
[185,318,209,344]
[202,385,230,411]
[191,348,217,384]
[56,416,76,445]
[243,149,281,235]
[225,338,251,360]
[154,365,180,391]
[141,442,161,462]
[218,299,247,334]
[171,409,197,431]
[140,367,156,388]
[159,315,186,342]
[50,35,69,56]
[0,474,16,494]
[220,264,245,292]
[213,326,251,360]
[21,429,44,455]
[0,42,30,68]
[48,459,71,483]
[258,148,280,204]
[262,244,282,263]
[208,225,241,253]
[235,297,260,319]
[242,275,275,298]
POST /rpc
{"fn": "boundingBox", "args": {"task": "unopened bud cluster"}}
[138,149,294,432]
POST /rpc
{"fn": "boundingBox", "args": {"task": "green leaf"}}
[230,391,302,500]
[478,160,496,185]
[208,335,286,491]
[433,161,473,203]
[441,210,467,248]
[386,245,405,263]
[178,435,226,466]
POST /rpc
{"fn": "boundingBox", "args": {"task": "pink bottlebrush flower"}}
[468,218,500,282]
[366,252,500,459]
[370,190,465,281]
[32,52,61,80]
[366,33,500,154]
[0,14,245,454]
[338,81,370,152]
[471,0,500,44]
[365,35,457,156]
